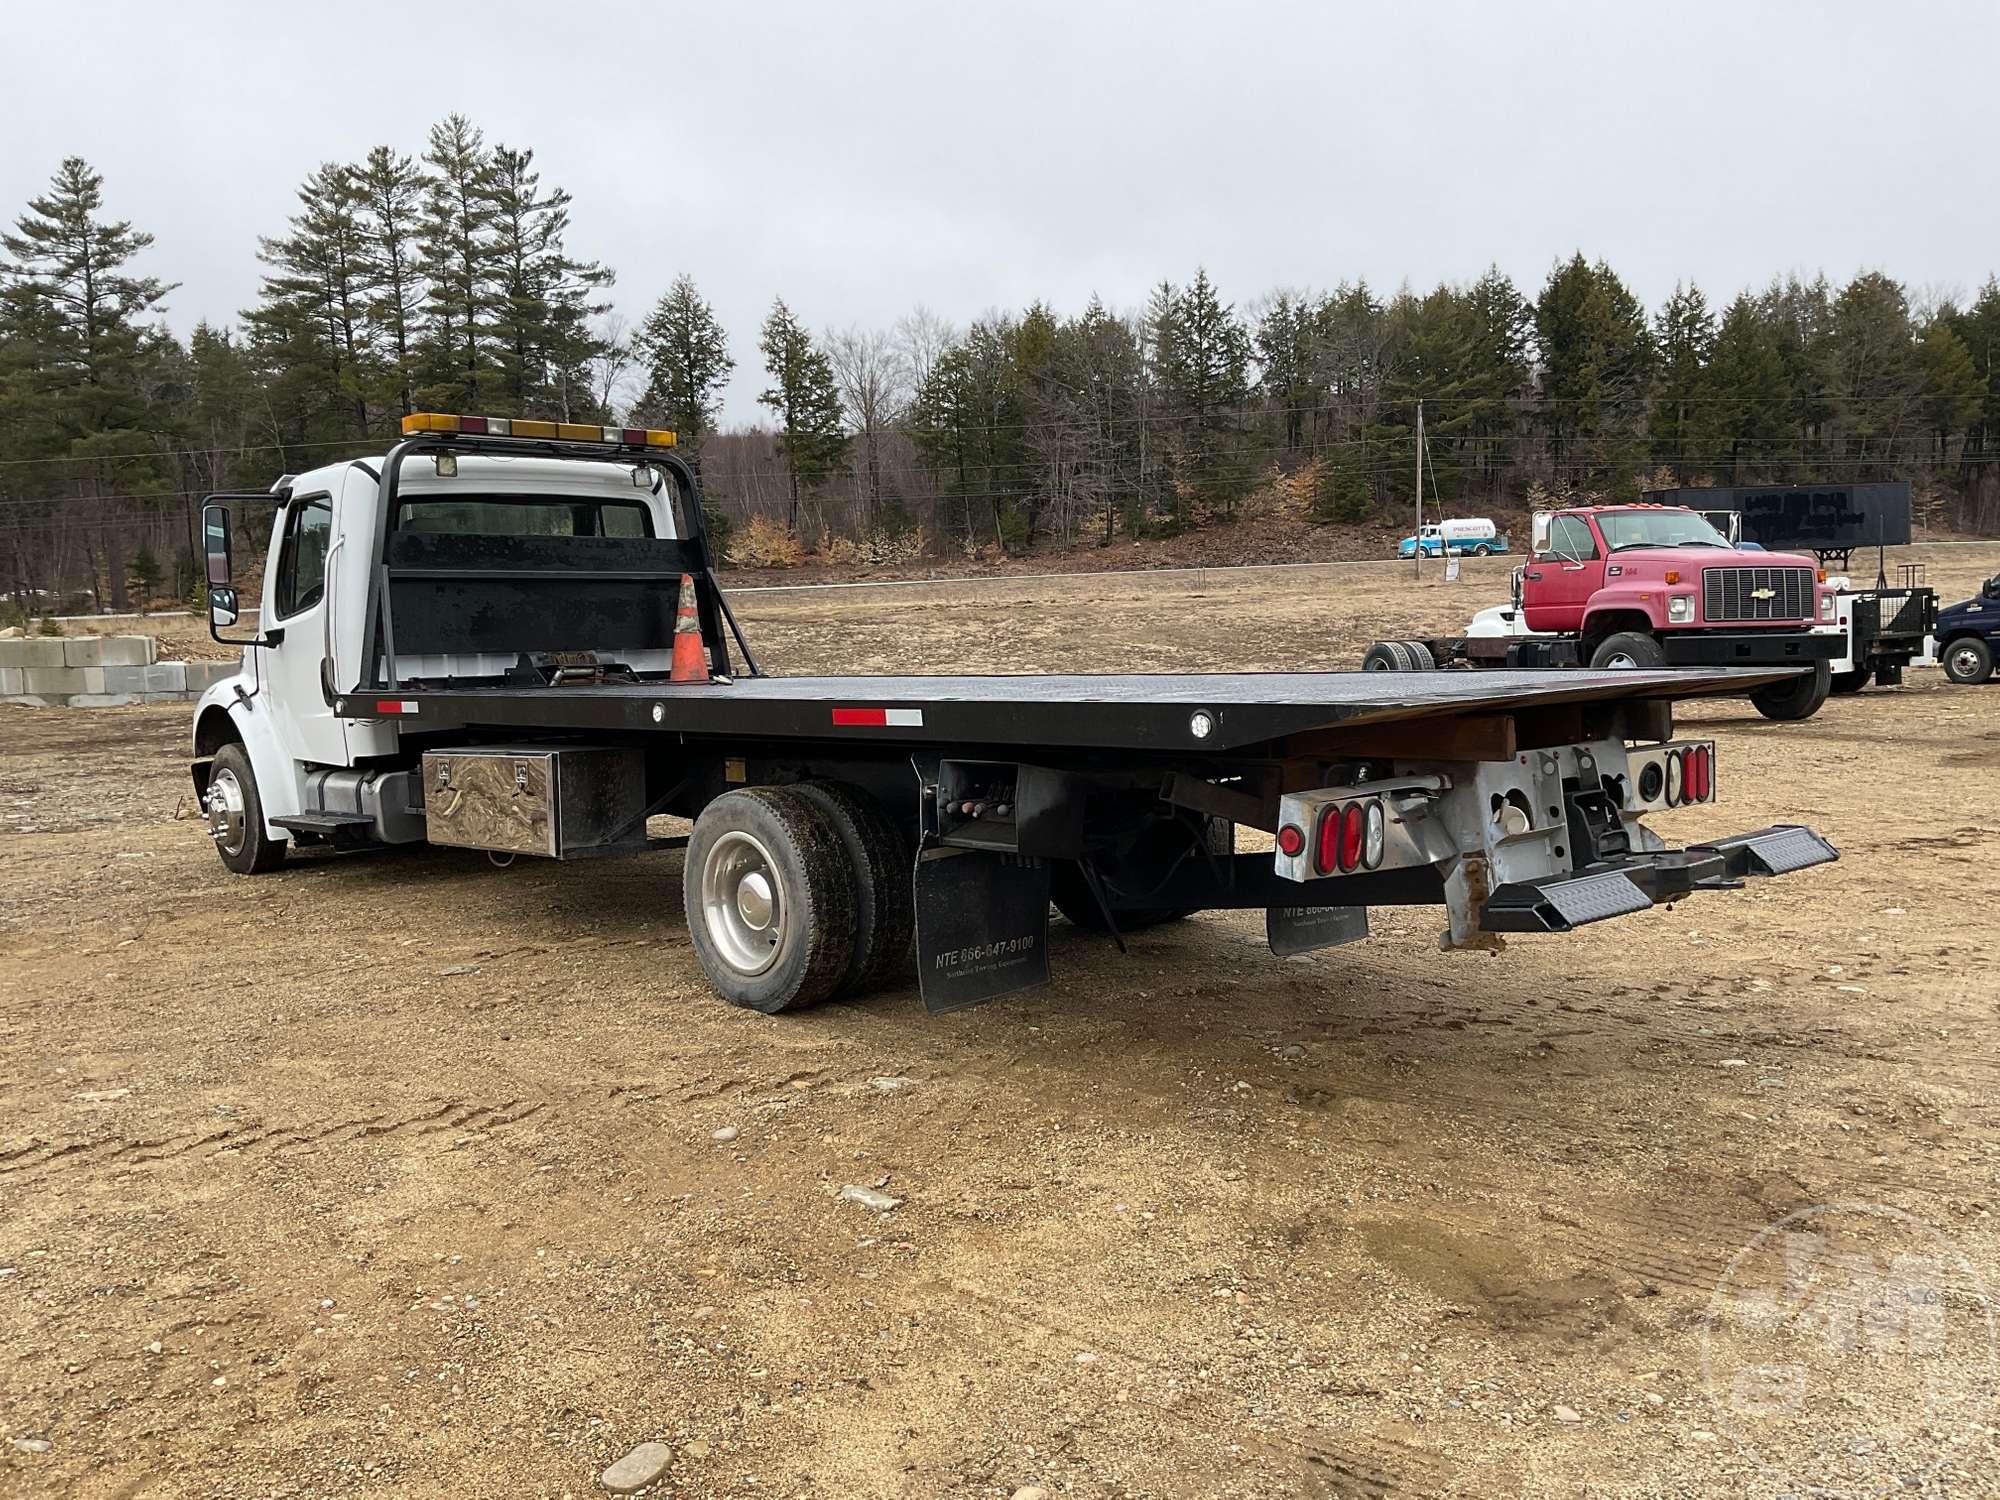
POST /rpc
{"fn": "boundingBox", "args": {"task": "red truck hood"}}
[1614,546,1816,572]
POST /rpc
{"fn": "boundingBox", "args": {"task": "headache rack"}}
[354,428,760,694]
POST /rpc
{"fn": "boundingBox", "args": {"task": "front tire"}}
[1942,637,1993,685]
[1749,661,1833,721]
[685,786,858,1013]
[206,742,286,875]
[1589,632,1667,670]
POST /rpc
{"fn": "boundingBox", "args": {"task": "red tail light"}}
[1339,803,1365,872]
[1277,823,1305,858]
[1691,745,1712,801]
[1314,805,1341,875]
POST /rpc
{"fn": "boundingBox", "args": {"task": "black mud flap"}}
[1267,904,1369,957]
[913,847,1051,1014]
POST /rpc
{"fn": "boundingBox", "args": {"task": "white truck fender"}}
[191,674,303,834]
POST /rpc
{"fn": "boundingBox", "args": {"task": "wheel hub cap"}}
[701,830,784,976]
[206,769,247,856]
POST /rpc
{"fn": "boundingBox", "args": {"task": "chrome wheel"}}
[1949,644,1984,679]
[207,767,247,856]
[700,829,784,976]
[1601,651,1639,669]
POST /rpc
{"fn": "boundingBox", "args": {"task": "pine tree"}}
[1916,319,1982,462]
[353,146,425,420]
[486,144,612,418]
[1829,272,1921,476]
[634,275,734,465]
[417,114,498,407]
[126,539,163,611]
[2,156,175,434]
[1534,255,1654,495]
[2,156,177,606]
[1649,282,1717,480]
[248,161,372,438]
[1707,295,1789,482]
[757,298,847,530]
[1163,269,1252,515]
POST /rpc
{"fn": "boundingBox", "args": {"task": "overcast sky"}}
[7,0,1995,425]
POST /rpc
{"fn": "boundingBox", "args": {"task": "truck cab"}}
[1935,574,2000,684]
[1397,517,1506,559]
[193,429,707,859]
[1523,504,1833,649]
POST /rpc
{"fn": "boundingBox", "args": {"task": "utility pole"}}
[1413,399,1424,580]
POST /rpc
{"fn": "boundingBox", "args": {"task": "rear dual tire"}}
[684,783,913,1014]
[1361,639,1436,671]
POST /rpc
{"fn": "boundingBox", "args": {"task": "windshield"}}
[1595,508,1730,553]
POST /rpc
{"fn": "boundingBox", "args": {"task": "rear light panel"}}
[1275,773,1446,884]
[1313,799,1382,875]
[1626,740,1718,811]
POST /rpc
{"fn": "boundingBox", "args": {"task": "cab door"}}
[1521,514,1604,632]
[260,492,349,767]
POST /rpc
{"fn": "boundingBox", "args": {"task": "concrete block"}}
[68,693,143,708]
[22,666,84,697]
[98,636,157,667]
[190,661,242,690]
[0,638,67,669]
[142,663,188,694]
[0,667,22,696]
[63,637,103,667]
[104,665,149,695]
[80,667,106,695]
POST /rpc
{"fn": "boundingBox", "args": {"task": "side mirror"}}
[1510,566,1525,608]
[203,504,237,633]
[1530,511,1552,555]
[1985,576,2000,599]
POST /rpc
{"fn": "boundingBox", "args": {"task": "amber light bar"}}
[401,412,676,448]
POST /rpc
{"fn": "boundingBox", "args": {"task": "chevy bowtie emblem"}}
[1750,587,1776,600]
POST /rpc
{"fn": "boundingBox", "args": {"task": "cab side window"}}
[1549,515,1599,560]
[274,498,332,618]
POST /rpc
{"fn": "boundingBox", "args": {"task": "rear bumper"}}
[1480,824,1838,933]
[1663,631,1842,666]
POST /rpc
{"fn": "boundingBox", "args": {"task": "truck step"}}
[272,812,376,834]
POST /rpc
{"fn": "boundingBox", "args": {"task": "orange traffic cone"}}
[670,573,707,682]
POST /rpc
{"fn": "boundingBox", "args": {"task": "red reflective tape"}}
[832,707,888,726]
[374,699,417,715]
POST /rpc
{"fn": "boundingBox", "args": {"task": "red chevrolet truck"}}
[1365,503,1841,720]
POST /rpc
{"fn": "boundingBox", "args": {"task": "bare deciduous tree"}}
[893,304,955,401]
[825,324,910,532]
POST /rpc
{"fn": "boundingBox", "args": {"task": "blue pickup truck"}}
[1937,573,2000,684]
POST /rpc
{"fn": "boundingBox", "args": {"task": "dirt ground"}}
[3,546,1999,1498]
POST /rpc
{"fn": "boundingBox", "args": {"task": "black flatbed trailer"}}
[334,665,1800,751]
[195,417,1842,1017]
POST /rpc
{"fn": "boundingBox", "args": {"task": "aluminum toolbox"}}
[422,746,647,858]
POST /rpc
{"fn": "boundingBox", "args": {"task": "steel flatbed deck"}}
[334,665,1800,752]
